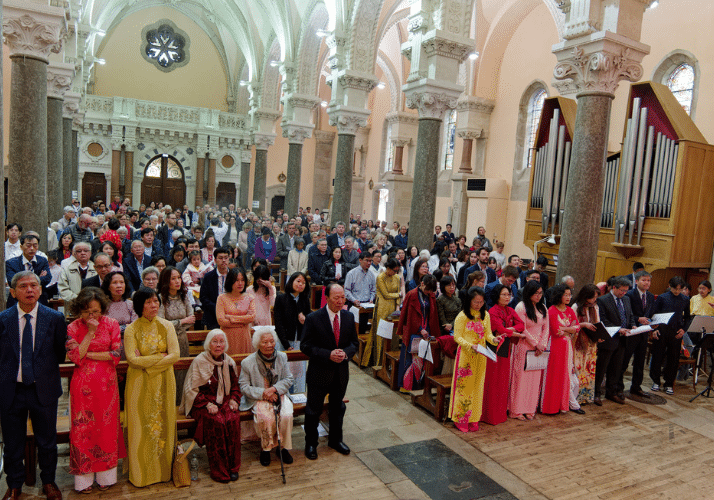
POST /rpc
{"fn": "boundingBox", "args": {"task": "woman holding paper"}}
[541,284,580,415]
[482,284,524,425]
[510,281,549,420]
[571,284,601,405]
[363,258,403,367]
[448,287,501,432]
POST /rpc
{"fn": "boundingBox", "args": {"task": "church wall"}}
[93,6,228,112]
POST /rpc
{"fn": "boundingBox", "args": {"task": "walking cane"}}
[273,399,286,484]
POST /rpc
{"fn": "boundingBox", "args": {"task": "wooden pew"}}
[410,340,444,419]
[372,319,400,390]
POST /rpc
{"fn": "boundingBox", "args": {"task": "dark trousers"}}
[618,334,648,393]
[0,383,58,489]
[304,370,347,447]
[649,333,682,387]
[595,343,625,397]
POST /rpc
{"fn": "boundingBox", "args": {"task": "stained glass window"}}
[526,89,547,168]
[443,109,457,170]
[667,63,694,115]
[145,24,186,69]
[146,159,161,178]
[167,158,183,179]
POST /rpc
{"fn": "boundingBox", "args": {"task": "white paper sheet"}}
[418,339,434,363]
[605,326,621,337]
[650,312,675,325]
[626,325,653,336]
[349,306,360,318]
[290,393,307,404]
[376,319,394,340]
[476,344,497,362]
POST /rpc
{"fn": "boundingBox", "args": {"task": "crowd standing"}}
[0,196,704,499]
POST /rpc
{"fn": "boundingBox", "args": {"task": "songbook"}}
[591,322,621,342]
[650,312,675,325]
[486,337,511,358]
[376,319,394,340]
[290,393,307,404]
[348,306,360,319]
[418,339,434,363]
[524,350,549,371]
[476,344,497,362]
[625,325,653,336]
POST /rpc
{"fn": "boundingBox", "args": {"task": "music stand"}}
[688,316,714,402]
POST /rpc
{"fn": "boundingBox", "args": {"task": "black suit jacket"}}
[199,269,220,330]
[301,307,358,389]
[626,287,655,324]
[274,292,312,349]
[597,293,635,350]
[6,255,51,308]
[0,304,66,410]
[122,254,146,292]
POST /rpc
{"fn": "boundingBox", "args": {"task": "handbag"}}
[172,438,197,487]
[410,336,421,353]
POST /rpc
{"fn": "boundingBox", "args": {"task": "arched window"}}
[442,109,457,170]
[525,89,547,169]
[666,63,695,115]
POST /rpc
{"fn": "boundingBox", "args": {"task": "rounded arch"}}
[376,51,400,111]
[141,154,187,209]
[349,0,387,73]
[296,1,330,95]
[651,49,700,120]
[510,80,549,201]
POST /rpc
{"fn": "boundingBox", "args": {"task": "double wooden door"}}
[82,172,106,207]
[141,155,186,209]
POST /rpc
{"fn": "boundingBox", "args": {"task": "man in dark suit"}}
[199,247,231,330]
[123,240,150,291]
[5,233,51,308]
[621,270,656,397]
[81,253,114,290]
[595,277,635,405]
[461,247,497,287]
[156,212,178,248]
[276,223,297,271]
[326,221,347,250]
[0,272,66,500]
[301,284,358,460]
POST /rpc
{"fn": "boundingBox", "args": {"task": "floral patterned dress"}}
[448,310,496,425]
[66,316,125,475]
[124,316,179,487]
[572,303,599,404]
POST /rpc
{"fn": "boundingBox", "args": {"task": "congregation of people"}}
[0,195,706,499]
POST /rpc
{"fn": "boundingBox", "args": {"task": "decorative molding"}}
[63,91,81,119]
[385,111,419,126]
[404,90,459,120]
[456,97,495,114]
[422,37,472,62]
[284,94,321,110]
[253,132,276,150]
[240,150,252,163]
[552,34,650,96]
[337,73,379,93]
[457,130,483,140]
[46,62,74,99]
[328,108,370,135]
[282,123,314,144]
[3,2,66,63]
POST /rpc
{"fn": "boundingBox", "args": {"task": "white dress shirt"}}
[17,303,39,382]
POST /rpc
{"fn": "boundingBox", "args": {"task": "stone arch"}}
[260,36,283,110]
[376,51,400,112]
[510,80,549,201]
[296,1,330,95]
[349,0,387,73]
[651,49,700,120]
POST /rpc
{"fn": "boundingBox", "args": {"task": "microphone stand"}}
[274,399,286,484]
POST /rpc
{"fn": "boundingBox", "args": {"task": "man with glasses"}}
[80,253,115,289]
[484,265,519,308]
[5,234,51,308]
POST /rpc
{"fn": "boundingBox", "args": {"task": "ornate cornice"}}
[284,94,321,110]
[457,130,483,140]
[63,91,82,119]
[552,33,649,96]
[456,97,495,114]
[327,108,370,136]
[337,74,378,93]
[422,37,472,62]
[252,132,276,151]
[282,122,314,144]
[385,111,419,126]
[47,62,75,99]
[3,2,66,63]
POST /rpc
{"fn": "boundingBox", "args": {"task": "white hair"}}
[251,326,281,351]
[419,249,431,259]
[203,329,229,352]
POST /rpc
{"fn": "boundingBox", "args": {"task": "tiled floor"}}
[15,363,714,499]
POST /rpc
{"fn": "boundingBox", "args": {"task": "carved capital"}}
[282,122,314,144]
[385,111,419,126]
[456,96,495,114]
[337,74,378,93]
[3,2,66,63]
[240,150,252,164]
[552,31,650,96]
[457,130,483,140]
[250,109,281,122]
[253,132,276,151]
[327,108,370,135]
[47,62,75,99]
[422,37,472,62]
[391,139,409,148]
[110,138,123,150]
[63,91,82,119]
[403,79,463,120]
[284,94,321,111]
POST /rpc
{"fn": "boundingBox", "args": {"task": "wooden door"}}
[82,172,107,207]
[270,195,284,217]
[141,155,186,208]
[216,182,236,209]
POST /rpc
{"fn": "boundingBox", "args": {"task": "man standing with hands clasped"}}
[301,284,358,460]
[0,271,67,500]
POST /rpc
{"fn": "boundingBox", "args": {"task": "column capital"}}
[282,122,314,145]
[552,31,650,97]
[3,1,66,63]
[456,130,482,140]
[240,150,252,163]
[402,79,462,120]
[253,132,276,151]
[62,91,82,119]
[327,107,370,136]
[47,62,75,100]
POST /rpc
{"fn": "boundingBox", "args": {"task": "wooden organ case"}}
[524,82,714,290]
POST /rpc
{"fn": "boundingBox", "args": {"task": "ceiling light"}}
[649,0,659,8]
[468,52,479,61]
[321,101,328,108]
[95,58,106,65]
[239,80,249,86]
[377,82,386,89]
[94,29,106,37]
[269,60,281,67]
[316,29,330,38]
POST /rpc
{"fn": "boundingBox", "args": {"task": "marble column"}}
[253,148,268,215]
[312,130,335,211]
[239,150,251,209]
[111,147,121,200]
[72,129,79,200]
[207,158,217,206]
[552,27,649,285]
[332,133,356,225]
[392,141,405,175]
[194,155,205,207]
[47,97,65,222]
[124,149,134,204]
[63,118,73,202]
[284,142,303,217]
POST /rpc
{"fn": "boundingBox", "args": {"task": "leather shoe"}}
[260,450,271,466]
[593,397,602,406]
[279,448,293,464]
[570,408,586,415]
[328,441,350,455]
[2,488,21,500]
[630,389,650,398]
[229,472,239,481]
[606,394,626,405]
[43,483,62,500]
[305,445,318,460]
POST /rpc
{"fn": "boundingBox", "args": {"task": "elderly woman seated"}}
[239,326,295,467]
[181,329,241,483]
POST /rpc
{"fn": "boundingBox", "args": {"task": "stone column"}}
[4,2,65,250]
[552,20,650,286]
[194,154,205,207]
[110,145,121,200]
[239,149,251,209]
[282,124,312,217]
[46,63,73,222]
[124,149,134,204]
[207,157,217,206]
[72,129,79,200]
[63,119,73,201]
[457,135,473,174]
[392,141,406,175]
[312,130,335,211]
[252,134,274,216]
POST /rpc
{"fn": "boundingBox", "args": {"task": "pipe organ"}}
[525,82,714,287]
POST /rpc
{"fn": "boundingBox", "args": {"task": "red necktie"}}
[333,313,340,345]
